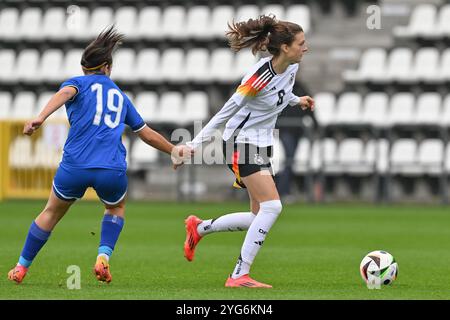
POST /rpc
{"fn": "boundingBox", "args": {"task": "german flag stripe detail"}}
[236,63,275,98]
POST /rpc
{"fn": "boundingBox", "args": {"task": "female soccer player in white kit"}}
[182,15,315,287]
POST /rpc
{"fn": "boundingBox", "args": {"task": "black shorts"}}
[222,140,274,189]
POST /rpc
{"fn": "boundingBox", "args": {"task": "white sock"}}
[197,212,256,236]
[97,253,109,262]
[231,200,282,279]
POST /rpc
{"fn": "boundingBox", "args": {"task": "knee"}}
[260,199,282,216]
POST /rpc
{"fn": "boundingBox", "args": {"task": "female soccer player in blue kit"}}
[8,26,192,284]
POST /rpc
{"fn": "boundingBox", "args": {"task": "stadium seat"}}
[313,92,335,126]
[336,139,373,174]
[0,8,19,41]
[343,48,387,83]
[210,49,234,82]
[184,91,209,123]
[371,139,389,173]
[0,92,13,119]
[435,4,450,38]
[235,5,260,23]
[158,91,183,124]
[89,7,113,38]
[414,93,441,125]
[136,49,160,83]
[440,94,450,127]
[385,48,413,83]
[334,92,362,125]
[185,49,210,82]
[160,49,185,82]
[11,92,36,120]
[439,49,450,82]
[63,49,84,79]
[389,139,420,175]
[0,50,16,83]
[162,6,186,40]
[39,49,65,83]
[386,93,415,126]
[320,138,338,174]
[261,4,285,21]
[285,5,311,34]
[135,92,158,123]
[138,7,162,40]
[42,7,67,40]
[411,48,440,83]
[418,139,444,175]
[130,138,159,170]
[271,137,286,175]
[18,7,43,41]
[67,6,90,41]
[211,5,234,39]
[293,138,312,173]
[186,6,211,39]
[361,92,389,127]
[393,4,437,39]
[16,49,40,83]
[234,49,257,79]
[111,49,137,83]
[115,6,138,39]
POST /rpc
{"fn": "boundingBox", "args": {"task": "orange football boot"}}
[93,255,112,283]
[8,265,28,284]
[225,274,272,288]
[184,215,203,262]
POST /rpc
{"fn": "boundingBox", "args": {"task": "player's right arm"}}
[23,86,77,136]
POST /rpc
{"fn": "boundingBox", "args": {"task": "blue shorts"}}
[53,164,128,205]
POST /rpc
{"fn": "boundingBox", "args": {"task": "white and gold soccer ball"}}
[360,250,398,289]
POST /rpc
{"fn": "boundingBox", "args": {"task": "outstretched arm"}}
[23,86,77,136]
[288,92,315,111]
[137,125,193,169]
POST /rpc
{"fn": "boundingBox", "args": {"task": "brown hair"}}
[226,15,303,56]
[81,25,124,72]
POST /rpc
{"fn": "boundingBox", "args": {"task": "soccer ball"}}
[360,250,398,288]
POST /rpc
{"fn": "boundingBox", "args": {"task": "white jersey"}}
[189,56,300,149]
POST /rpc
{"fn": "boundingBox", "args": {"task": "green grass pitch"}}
[1,200,450,299]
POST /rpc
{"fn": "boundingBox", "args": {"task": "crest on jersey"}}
[289,73,295,84]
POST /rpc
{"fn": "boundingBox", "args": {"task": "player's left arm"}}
[23,86,77,136]
[288,92,315,111]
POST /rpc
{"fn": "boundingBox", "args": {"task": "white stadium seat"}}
[136,49,160,82]
[63,49,84,78]
[390,139,419,174]
[439,49,450,82]
[0,92,13,119]
[158,92,183,124]
[11,92,36,120]
[0,50,16,83]
[211,6,234,39]
[393,4,437,38]
[184,91,209,123]
[411,48,440,82]
[162,6,186,40]
[89,7,113,38]
[313,92,335,126]
[235,5,259,23]
[293,138,312,173]
[39,49,65,82]
[138,7,162,40]
[0,8,19,41]
[385,48,413,82]
[261,5,285,21]
[185,49,210,82]
[418,139,444,174]
[440,94,450,126]
[135,92,158,123]
[160,49,185,82]
[387,93,415,126]
[18,8,43,41]
[234,49,257,80]
[361,93,389,127]
[130,139,158,170]
[334,92,362,125]
[436,5,450,37]
[414,93,441,125]
[67,6,90,41]
[16,49,40,83]
[115,7,138,39]
[336,139,373,174]
[111,49,136,83]
[210,49,234,82]
[42,7,67,40]
[343,48,387,82]
[320,139,338,174]
[186,6,211,39]
[285,5,311,34]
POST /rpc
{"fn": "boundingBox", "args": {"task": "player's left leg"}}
[93,169,127,283]
[8,189,74,284]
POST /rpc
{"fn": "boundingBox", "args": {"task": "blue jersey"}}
[59,74,145,170]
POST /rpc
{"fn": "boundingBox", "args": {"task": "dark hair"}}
[81,25,124,71]
[226,15,303,56]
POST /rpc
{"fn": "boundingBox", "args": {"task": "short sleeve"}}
[230,61,276,107]
[59,77,82,102]
[124,99,146,132]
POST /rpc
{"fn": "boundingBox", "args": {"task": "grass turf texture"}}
[1,200,450,299]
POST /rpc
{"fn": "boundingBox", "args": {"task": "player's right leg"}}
[92,169,127,283]
[8,189,74,284]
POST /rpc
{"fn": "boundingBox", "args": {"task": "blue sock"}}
[98,214,124,259]
[19,221,52,268]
